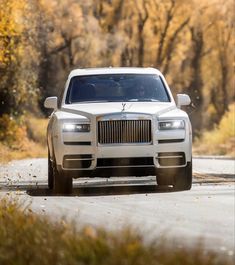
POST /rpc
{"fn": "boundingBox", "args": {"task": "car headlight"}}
[63,123,90,132]
[158,120,185,130]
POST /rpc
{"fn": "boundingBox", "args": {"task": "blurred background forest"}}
[0,0,234,160]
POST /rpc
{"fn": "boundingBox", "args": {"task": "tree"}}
[210,1,233,122]
[136,0,149,66]
[150,0,190,75]
[0,0,20,115]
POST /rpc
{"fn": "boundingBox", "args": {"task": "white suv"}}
[44,67,192,194]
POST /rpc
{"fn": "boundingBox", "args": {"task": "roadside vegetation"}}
[0,115,47,163]
[0,198,233,265]
[194,103,235,157]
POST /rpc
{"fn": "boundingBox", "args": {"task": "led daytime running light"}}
[159,120,185,130]
[63,123,90,132]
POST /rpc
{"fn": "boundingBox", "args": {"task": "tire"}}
[156,161,192,191]
[156,174,173,186]
[156,168,174,186]
[51,155,72,195]
[48,151,54,190]
[54,168,73,195]
[173,161,192,191]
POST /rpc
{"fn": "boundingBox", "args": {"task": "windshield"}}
[65,74,170,103]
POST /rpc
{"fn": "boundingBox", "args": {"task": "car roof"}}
[68,67,162,78]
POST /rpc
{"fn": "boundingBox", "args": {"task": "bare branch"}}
[49,34,80,55]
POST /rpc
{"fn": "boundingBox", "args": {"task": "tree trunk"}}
[185,28,204,137]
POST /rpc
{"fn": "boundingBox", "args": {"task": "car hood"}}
[61,102,177,117]
[58,102,187,121]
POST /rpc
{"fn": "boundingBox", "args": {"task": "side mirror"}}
[177,94,191,108]
[44,97,58,109]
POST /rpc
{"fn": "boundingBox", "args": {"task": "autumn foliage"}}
[0,0,234,150]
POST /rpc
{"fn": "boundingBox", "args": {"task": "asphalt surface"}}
[0,157,234,255]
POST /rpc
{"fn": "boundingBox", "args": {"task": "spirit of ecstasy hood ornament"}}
[121,103,126,112]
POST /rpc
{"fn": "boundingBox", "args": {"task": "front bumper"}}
[54,140,191,175]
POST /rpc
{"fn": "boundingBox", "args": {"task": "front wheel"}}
[156,161,192,191]
[50,156,72,195]
[48,151,54,190]
[173,162,192,191]
[54,169,73,195]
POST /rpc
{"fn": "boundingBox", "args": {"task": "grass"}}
[0,115,47,163]
[194,103,235,157]
[25,115,48,146]
[0,198,233,265]
[0,141,46,163]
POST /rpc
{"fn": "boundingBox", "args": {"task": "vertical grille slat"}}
[98,120,152,144]
[111,121,113,144]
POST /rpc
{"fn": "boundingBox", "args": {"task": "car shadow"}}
[26,183,173,197]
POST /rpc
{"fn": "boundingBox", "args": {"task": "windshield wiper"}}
[71,100,110,103]
[127,98,160,102]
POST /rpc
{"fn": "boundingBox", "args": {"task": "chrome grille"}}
[98,120,152,144]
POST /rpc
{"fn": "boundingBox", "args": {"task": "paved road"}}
[193,156,235,176]
[0,158,234,255]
